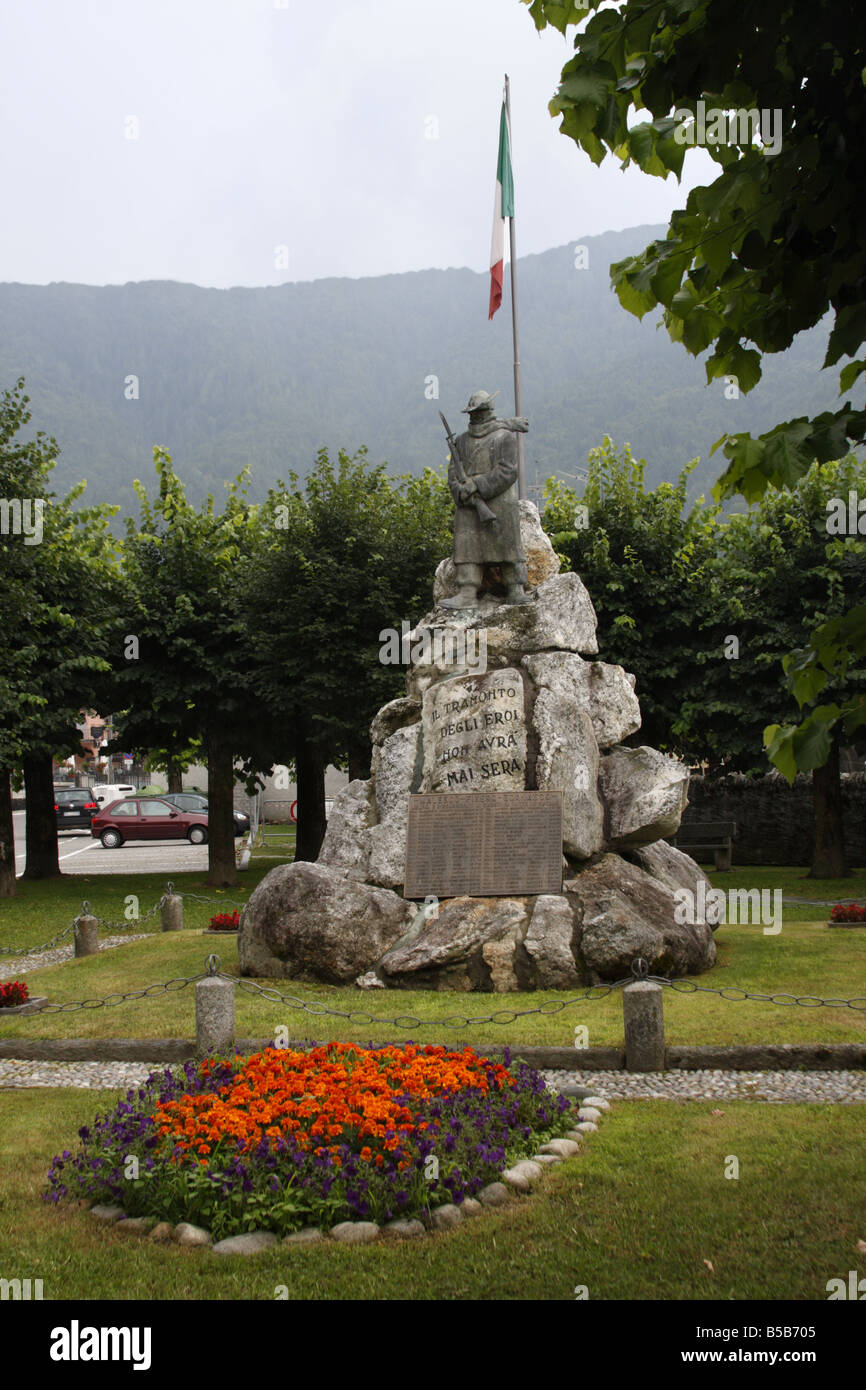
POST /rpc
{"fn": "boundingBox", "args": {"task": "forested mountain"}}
[0,224,843,517]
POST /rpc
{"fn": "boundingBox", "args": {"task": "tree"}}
[544,442,866,873]
[522,0,866,778]
[0,378,120,887]
[542,436,723,758]
[0,379,53,895]
[684,457,866,875]
[142,740,203,794]
[115,449,269,887]
[250,449,452,861]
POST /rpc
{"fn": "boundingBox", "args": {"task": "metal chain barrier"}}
[0,884,249,959]
[223,957,866,1028]
[223,970,631,1030]
[0,900,163,958]
[645,974,866,1011]
[0,921,76,957]
[29,972,208,1015]
[87,896,166,934]
[6,943,866,1032]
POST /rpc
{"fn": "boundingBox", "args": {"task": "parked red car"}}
[90,797,209,848]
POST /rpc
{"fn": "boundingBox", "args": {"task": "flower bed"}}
[0,980,29,1008]
[206,910,240,932]
[45,1043,571,1238]
[829,903,866,924]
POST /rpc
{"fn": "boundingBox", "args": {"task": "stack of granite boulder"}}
[238,503,715,991]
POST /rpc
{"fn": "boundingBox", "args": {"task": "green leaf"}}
[650,250,688,304]
[705,345,762,392]
[558,69,611,107]
[761,422,814,488]
[764,723,798,783]
[710,433,767,502]
[839,359,866,393]
[791,712,835,771]
[824,304,866,367]
[681,305,723,355]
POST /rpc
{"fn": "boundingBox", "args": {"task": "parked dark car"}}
[159,792,250,838]
[54,787,100,831]
[90,797,209,849]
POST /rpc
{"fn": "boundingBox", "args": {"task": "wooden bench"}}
[673,820,737,871]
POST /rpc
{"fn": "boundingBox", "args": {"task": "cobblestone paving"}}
[0,1060,156,1090]
[1,1059,864,1098]
[543,1068,866,1103]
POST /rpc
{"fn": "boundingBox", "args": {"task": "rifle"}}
[439,412,498,524]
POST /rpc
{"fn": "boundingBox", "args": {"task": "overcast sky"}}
[0,0,716,288]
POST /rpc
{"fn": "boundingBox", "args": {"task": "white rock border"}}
[83,1098,610,1251]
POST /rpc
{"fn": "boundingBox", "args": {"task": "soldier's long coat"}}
[448,423,525,565]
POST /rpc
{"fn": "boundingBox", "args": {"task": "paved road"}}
[12,810,208,877]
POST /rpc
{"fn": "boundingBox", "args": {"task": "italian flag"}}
[489,99,514,320]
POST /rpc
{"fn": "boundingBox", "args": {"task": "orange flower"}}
[149,1042,514,1164]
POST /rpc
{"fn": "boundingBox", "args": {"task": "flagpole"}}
[504,73,526,501]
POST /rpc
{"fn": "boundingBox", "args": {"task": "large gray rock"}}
[373,726,421,823]
[600,745,689,848]
[378,896,530,991]
[565,853,716,981]
[572,660,642,749]
[318,779,374,881]
[523,652,604,859]
[370,695,421,747]
[238,861,415,982]
[629,838,713,911]
[409,572,598,698]
[367,723,422,890]
[522,894,582,989]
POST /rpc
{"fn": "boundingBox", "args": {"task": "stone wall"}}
[679,773,866,867]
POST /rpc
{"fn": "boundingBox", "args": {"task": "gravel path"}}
[0,1059,156,1090]
[784,896,866,906]
[0,933,151,981]
[542,1068,866,1103]
[1,1059,864,1099]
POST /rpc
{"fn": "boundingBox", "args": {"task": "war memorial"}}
[238,392,716,990]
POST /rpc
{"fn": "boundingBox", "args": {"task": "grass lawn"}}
[1,872,864,1046]
[685,864,866,919]
[0,1089,862,1300]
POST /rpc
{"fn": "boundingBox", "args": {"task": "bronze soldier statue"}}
[439,391,531,608]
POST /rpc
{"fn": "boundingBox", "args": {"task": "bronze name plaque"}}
[404,791,563,899]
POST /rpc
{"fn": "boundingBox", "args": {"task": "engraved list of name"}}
[404,791,563,899]
[421,667,526,794]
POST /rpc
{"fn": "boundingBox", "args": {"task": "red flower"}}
[0,980,29,1008]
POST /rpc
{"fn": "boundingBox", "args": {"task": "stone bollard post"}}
[73,907,99,958]
[196,965,234,1057]
[161,883,183,933]
[623,979,665,1072]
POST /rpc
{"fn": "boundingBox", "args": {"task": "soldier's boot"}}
[440,587,478,609]
[439,564,482,610]
[503,562,532,606]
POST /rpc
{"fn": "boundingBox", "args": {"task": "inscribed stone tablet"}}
[404,791,562,898]
[421,667,526,793]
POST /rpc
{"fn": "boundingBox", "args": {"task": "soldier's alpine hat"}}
[460,390,498,413]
